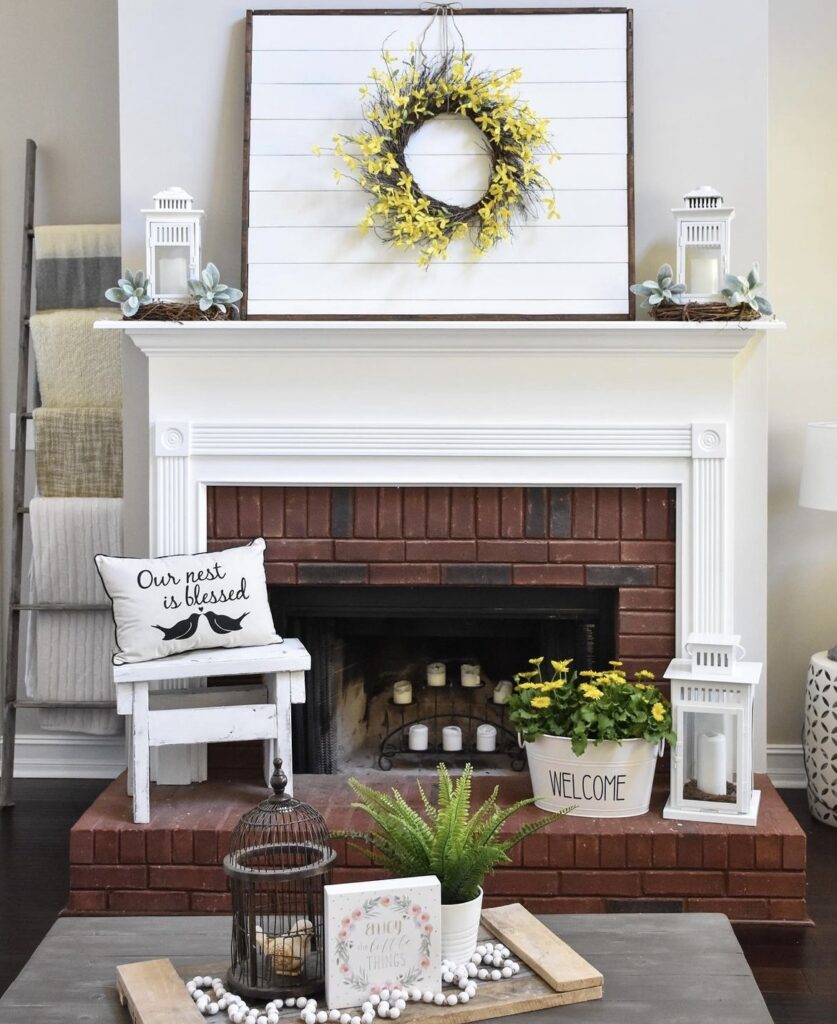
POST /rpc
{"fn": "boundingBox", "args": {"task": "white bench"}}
[113,640,310,823]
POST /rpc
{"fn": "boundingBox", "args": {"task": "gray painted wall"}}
[0,0,120,749]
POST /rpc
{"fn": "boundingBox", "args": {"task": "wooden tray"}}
[117,904,603,1024]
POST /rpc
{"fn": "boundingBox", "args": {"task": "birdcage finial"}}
[270,757,290,801]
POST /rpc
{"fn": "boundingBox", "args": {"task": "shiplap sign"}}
[243,8,633,319]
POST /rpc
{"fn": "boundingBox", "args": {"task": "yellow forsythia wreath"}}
[320,50,560,267]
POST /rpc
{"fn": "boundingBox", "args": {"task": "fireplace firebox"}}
[270,585,616,773]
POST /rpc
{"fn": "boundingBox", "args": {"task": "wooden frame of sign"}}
[241,7,634,320]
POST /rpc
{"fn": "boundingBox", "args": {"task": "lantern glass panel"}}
[155,246,190,295]
[685,247,720,295]
[682,709,738,804]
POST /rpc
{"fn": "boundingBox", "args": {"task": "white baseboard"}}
[0,734,809,788]
[0,732,126,779]
[766,743,807,789]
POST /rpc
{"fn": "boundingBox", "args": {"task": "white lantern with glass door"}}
[663,632,761,826]
[143,187,203,300]
[672,186,734,301]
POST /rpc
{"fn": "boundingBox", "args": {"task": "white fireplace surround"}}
[98,319,783,783]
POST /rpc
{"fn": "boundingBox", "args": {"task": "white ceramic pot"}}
[525,734,659,818]
[440,887,483,964]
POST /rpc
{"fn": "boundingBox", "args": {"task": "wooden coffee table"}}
[0,913,773,1023]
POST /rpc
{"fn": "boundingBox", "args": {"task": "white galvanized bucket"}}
[524,735,660,817]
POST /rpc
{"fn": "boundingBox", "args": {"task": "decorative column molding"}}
[690,423,728,635]
[153,423,192,558]
[151,421,206,784]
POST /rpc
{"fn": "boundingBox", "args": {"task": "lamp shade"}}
[799,422,837,511]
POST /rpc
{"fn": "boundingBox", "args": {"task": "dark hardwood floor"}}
[0,778,108,997]
[734,789,837,1024]
[0,781,834,1021]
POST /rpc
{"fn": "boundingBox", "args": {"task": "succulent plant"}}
[187,263,243,314]
[105,270,153,317]
[629,264,686,308]
[721,263,773,316]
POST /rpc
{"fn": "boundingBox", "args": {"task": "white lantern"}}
[662,632,761,826]
[143,187,203,300]
[672,186,734,301]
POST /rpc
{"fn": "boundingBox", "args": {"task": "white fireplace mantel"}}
[101,318,781,781]
[105,318,784,356]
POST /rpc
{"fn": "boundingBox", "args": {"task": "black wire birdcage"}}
[224,758,335,1001]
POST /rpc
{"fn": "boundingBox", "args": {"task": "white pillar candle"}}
[442,726,462,752]
[156,250,189,295]
[493,679,513,705]
[476,724,497,752]
[427,662,446,687]
[697,731,727,796]
[409,724,429,751]
[393,680,412,705]
[688,253,720,295]
[461,663,481,687]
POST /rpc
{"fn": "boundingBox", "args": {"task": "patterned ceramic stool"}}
[804,651,837,826]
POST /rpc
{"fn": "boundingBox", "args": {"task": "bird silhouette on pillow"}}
[153,610,249,641]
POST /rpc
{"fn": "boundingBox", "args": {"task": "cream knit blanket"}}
[30,308,122,407]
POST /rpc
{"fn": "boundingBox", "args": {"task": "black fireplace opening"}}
[269,585,617,774]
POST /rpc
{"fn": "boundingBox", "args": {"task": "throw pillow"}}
[95,538,281,664]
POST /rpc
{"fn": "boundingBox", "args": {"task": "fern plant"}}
[336,763,568,905]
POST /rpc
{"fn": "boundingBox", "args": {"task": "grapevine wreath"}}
[324,49,559,266]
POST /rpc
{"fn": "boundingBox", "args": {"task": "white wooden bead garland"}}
[184,943,520,1022]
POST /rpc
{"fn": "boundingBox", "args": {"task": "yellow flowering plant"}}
[325,50,559,266]
[508,658,675,756]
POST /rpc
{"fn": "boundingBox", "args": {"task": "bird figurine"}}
[152,612,201,641]
[255,919,314,976]
[204,610,249,634]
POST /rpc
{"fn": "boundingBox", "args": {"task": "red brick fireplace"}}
[69,320,805,925]
[207,484,677,774]
[66,483,808,924]
[208,484,677,679]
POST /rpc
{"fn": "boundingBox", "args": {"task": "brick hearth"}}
[67,772,808,924]
[208,486,677,678]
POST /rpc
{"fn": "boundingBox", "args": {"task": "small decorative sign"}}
[324,875,441,1009]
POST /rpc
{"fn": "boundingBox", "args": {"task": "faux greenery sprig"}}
[336,763,568,905]
[188,262,243,314]
[630,264,686,309]
[721,262,772,316]
[508,658,675,756]
[105,269,153,317]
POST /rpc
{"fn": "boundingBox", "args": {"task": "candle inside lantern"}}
[409,723,429,751]
[155,249,190,296]
[442,725,462,751]
[686,251,720,295]
[393,680,412,705]
[697,731,727,796]
[427,662,446,687]
[493,679,513,705]
[461,663,481,687]
[476,724,497,752]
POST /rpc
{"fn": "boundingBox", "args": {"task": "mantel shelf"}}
[97,317,785,357]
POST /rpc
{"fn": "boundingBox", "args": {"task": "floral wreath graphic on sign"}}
[319,5,559,267]
[334,895,434,993]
